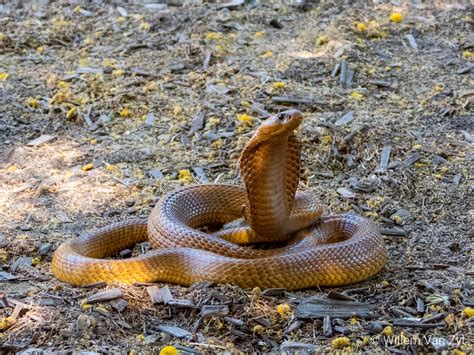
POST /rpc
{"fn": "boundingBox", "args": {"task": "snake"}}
[52,110,387,290]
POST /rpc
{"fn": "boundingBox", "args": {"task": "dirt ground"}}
[0,0,473,353]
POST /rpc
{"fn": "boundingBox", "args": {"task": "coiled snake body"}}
[52,110,387,290]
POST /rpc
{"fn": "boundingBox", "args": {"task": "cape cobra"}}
[52,110,387,290]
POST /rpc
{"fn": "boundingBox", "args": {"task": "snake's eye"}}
[277,113,285,121]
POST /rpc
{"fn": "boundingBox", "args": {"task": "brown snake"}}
[52,110,387,290]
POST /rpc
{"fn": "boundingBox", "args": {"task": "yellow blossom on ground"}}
[136,334,145,341]
[451,350,466,355]
[0,249,8,261]
[367,197,384,208]
[434,173,443,180]
[36,46,44,53]
[32,257,40,266]
[391,215,403,224]
[358,336,369,347]
[241,101,250,107]
[237,114,253,125]
[178,169,192,184]
[0,317,15,331]
[90,139,97,144]
[66,107,77,119]
[112,69,125,77]
[173,105,183,116]
[6,166,18,172]
[255,31,266,38]
[103,58,117,68]
[382,325,394,336]
[276,303,291,315]
[140,22,151,31]
[117,16,126,23]
[50,92,69,105]
[412,144,422,150]
[253,324,264,334]
[356,22,367,32]
[26,97,40,108]
[81,163,94,171]
[463,51,474,59]
[80,300,92,310]
[350,91,364,100]
[211,139,223,149]
[316,35,329,45]
[390,12,404,23]
[332,337,350,349]
[380,280,390,288]
[209,116,220,127]
[84,37,94,45]
[271,82,286,90]
[159,346,178,355]
[0,73,9,80]
[321,135,332,145]
[365,211,378,218]
[445,313,455,326]
[464,307,474,317]
[439,166,449,174]
[261,50,273,58]
[119,108,130,117]
[205,32,223,41]
[434,84,443,93]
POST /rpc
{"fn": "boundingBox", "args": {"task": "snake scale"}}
[52,110,387,290]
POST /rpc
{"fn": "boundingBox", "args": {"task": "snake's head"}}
[258,109,303,139]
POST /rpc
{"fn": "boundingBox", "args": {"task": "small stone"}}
[365,321,384,334]
[38,243,51,256]
[11,256,33,272]
[119,249,132,258]
[76,314,96,332]
[110,299,128,312]
[430,337,449,352]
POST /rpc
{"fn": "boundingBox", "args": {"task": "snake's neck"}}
[241,134,294,239]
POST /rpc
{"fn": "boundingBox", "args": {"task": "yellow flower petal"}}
[390,13,404,23]
[81,163,94,171]
[331,337,350,349]
[178,169,192,184]
[159,346,178,355]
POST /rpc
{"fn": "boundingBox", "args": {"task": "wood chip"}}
[261,288,286,297]
[334,111,354,126]
[200,305,229,318]
[296,296,374,319]
[189,112,205,135]
[271,96,326,106]
[86,288,123,304]
[145,112,155,127]
[403,152,421,167]
[323,315,332,337]
[27,134,57,147]
[280,341,319,351]
[337,187,355,199]
[405,34,418,49]
[379,227,407,236]
[157,324,192,339]
[147,286,172,304]
[0,271,17,282]
[224,316,245,327]
[377,144,392,172]
[327,290,356,301]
